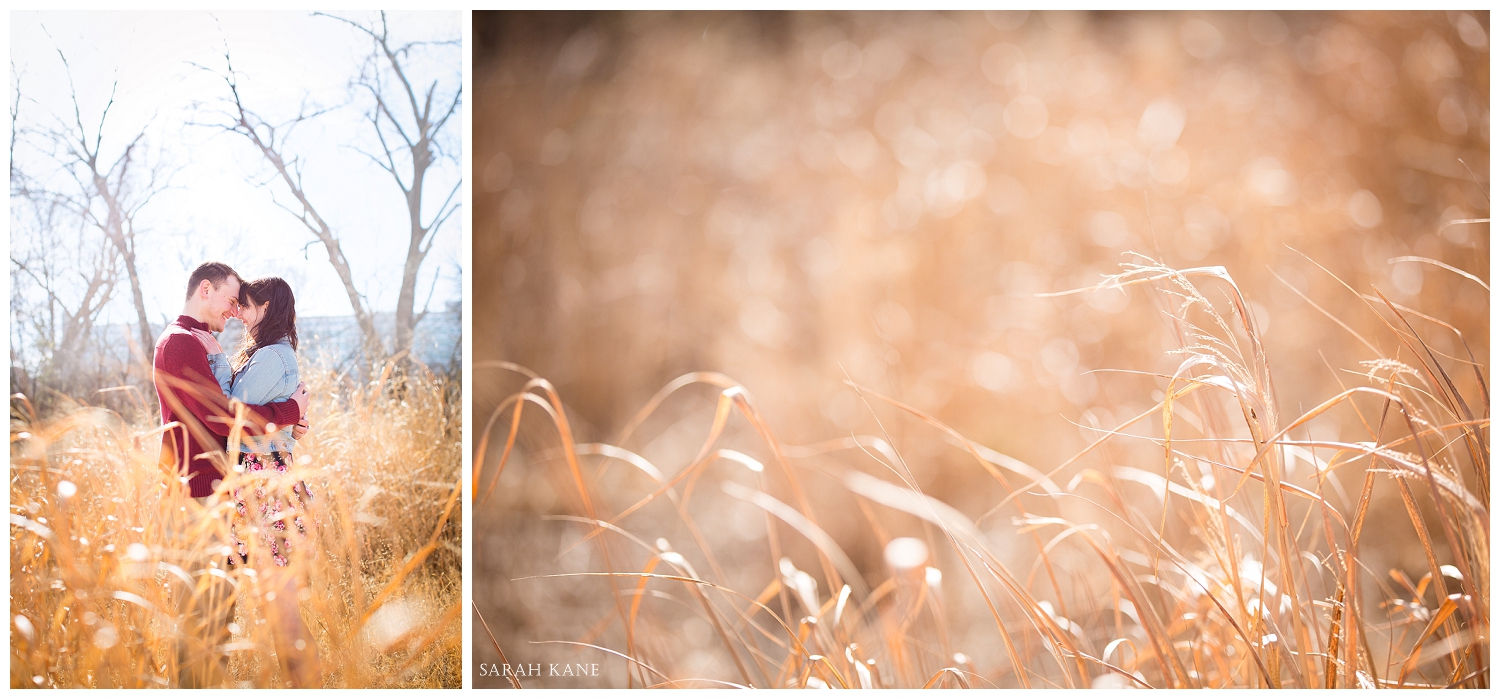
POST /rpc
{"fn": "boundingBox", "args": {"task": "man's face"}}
[203,276,242,332]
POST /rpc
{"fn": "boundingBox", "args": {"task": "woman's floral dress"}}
[232,451,311,568]
[212,338,311,568]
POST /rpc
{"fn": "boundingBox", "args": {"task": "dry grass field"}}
[472,10,1487,689]
[476,257,1487,689]
[10,364,462,688]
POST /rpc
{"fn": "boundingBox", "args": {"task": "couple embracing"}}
[152,261,319,687]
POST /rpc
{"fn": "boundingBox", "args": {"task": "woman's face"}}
[240,299,269,334]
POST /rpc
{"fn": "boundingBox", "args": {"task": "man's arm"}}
[158,334,302,436]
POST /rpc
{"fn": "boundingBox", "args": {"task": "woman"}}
[224,276,321,687]
[229,278,307,560]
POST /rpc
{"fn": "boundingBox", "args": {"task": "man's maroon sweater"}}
[153,315,301,497]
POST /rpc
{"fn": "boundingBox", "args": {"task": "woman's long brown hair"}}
[234,276,299,371]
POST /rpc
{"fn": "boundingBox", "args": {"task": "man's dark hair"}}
[184,261,240,301]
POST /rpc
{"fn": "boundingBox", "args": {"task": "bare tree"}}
[10,164,124,404]
[328,12,462,366]
[200,11,461,368]
[11,55,145,410]
[31,48,174,381]
[10,81,123,405]
[200,59,384,362]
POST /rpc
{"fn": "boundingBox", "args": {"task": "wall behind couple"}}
[9,10,464,419]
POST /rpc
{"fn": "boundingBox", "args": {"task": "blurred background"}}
[473,11,1487,687]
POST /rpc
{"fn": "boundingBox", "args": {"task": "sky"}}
[10,10,463,324]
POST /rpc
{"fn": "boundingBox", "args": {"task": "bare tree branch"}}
[191,12,459,371]
[193,41,386,361]
[422,178,462,255]
[22,41,171,384]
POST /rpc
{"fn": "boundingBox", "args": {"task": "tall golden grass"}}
[474,258,1486,689]
[10,363,462,688]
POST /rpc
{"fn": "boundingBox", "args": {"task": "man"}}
[154,261,308,498]
[152,261,309,687]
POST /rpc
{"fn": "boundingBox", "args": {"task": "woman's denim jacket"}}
[208,339,300,454]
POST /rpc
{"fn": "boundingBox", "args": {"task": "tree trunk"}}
[392,135,432,367]
[122,248,154,377]
[316,232,386,363]
[92,171,155,380]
